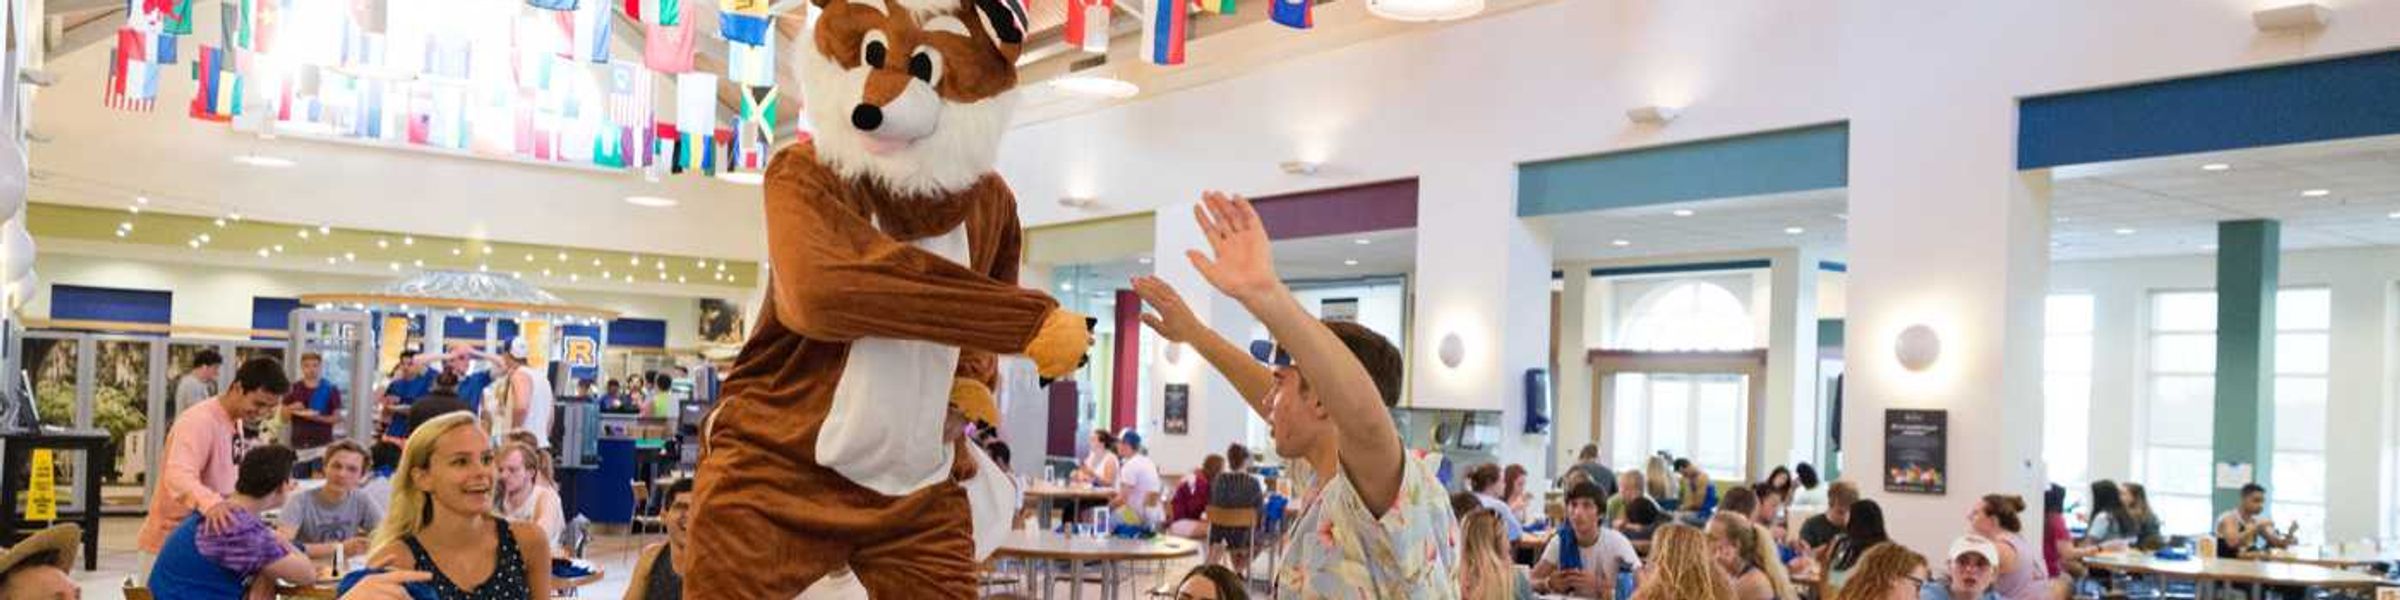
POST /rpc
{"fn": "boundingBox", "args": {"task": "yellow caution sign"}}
[26,449,56,521]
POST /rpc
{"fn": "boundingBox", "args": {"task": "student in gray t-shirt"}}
[277,442,379,559]
[175,350,224,415]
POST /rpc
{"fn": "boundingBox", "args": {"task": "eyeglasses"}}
[1900,573,1928,589]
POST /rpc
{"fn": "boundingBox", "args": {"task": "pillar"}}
[1766,248,1823,477]
[1411,162,1555,471]
[1146,201,1262,475]
[1842,101,2051,556]
[2212,220,2277,515]
[1554,267,1594,473]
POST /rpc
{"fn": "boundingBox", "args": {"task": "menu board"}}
[1884,409,1947,495]
[1163,384,1190,434]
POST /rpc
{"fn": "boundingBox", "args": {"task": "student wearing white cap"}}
[484,338,555,448]
[1919,536,2002,600]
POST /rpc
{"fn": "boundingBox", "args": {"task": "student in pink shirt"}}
[136,356,291,578]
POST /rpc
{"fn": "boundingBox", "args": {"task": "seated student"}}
[149,445,320,598]
[2215,483,2296,558]
[1822,500,1893,595]
[1459,509,1536,600]
[1607,470,1667,541]
[1709,512,1798,600]
[1631,524,1735,600]
[626,478,694,600]
[2080,481,2139,549]
[495,440,567,551]
[1534,482,1642,598]
[1130,192,1458,595]
[1831,544,1927,600]
[1799,480,1860,550]
[0,524,83,600]
[1674,458,1718,519]
[1922,536,2003,600]
[1207,444,1268,554]
[280,440,381,560]
[1109,429,1165,534]
[1175,564,1252,600]
[1165,454,1224,538]
[1468,463,1528,542]
[365,412,552,598]
[361,442,401,515]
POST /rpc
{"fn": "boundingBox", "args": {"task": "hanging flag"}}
[189,44,238,121]
[719,11,768,45]
[571,0,613,62]
[162,0,196,35]
[1143,0,1186,66]
[675,72,717,134]
[528,0,577,10]
[737,85,776,143]
[105,28,161,112]
[608,61,656,166]
[1063,0,1112,53]
[644,22,698,73]
[720,0,766,13]
[1271,0,1310,29]
[626,0,681,25]
[726,34,774,87]
[1196,0,1233,15]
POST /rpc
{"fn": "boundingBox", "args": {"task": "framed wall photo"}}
[1163,383,1190,434]
[698,298,746,345]
[1321,297,1360,322]
[1883,409,1947,495]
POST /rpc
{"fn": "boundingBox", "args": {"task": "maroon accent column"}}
[1251,179,1419,240]
[1048,380,1080,458]
[1113,289,1141,432]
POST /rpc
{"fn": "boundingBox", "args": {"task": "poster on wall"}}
[1321,298,1359,322]
[698,298,746,345]
[1883,409,1947,495]
[1163,383,1189,434]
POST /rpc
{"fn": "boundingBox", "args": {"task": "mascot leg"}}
[683,434,851,599]
[851,483,980,598]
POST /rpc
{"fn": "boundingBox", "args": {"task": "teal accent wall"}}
[2213,220,2278,515]
[1817,319,1845,350]
[1518,124,1849,217]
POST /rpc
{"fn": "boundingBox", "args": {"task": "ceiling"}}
[1536,189,1849,264]
[1048,226,1414,297]
[2046,134,2400,261]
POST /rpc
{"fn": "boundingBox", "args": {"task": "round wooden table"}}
[2081,551,2387,599]
[2246,546,2400,569]
[1024,483,1116,531]
[993,529,1200,600]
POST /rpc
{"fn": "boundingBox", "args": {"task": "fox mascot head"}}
[796,0,1030,197]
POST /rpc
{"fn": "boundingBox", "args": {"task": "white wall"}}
[28,245,747,349]
[2050,246,2398,542]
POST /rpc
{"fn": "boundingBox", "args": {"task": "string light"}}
[402,236,414,246]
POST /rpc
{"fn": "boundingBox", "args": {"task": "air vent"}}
[1068,55,1108,73]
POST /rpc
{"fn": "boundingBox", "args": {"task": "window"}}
[1610,373,1750,481]
[1617,281,1756,351]
[2044,294,2094,489]
[2139,289,2328,536]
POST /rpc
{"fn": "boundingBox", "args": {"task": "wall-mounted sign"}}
[1884,409,1947,495]
[1163,384,1190,435]
[563,335,601,383]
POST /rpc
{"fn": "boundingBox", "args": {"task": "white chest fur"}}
[815,223,970,497]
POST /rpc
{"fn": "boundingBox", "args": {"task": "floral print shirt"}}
[1275,452,1460,599]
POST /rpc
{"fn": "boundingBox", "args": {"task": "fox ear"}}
[973,0,1028,58]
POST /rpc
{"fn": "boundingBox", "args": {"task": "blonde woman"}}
[1708,513,1797,600]
[1459,509,1534,600]
[495,440,567,551]
[1631,524,1734,600]
[366,412,553,598]
[1644,457,1675,503]
[1830,544,1928,600]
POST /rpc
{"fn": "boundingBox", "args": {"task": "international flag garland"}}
[626,0,681,25]
[1063,0,1112,53]
[720,11,769,46]
[1195,0,1233,15]
[1272,0,1311,29]
[1143,0,1187,66]
[104,27,162,111]
[726,30,774,87]
[190,44,240,121]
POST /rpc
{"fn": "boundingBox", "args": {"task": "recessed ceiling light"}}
[297,229,311,239]
[1051,75,1140,99]
[625,195,679,208]
[2301,189,2331,197]
[719,172,765,185]
[229,213,243,222]
[525,253,535,262]
[695,259,708,268]
[1343,259,1360,266]
[343,252,356,262]
[478,264,489,272]
[716,262,727,271]
[2388,211,2400,219]
[257,248,271,258]
[377,239,389,249]
[1061,282,1076,292]
[542,269,554,277]
[233,155,296,168]
[318,225,332,235]
[1672,209,1695,217]
[570,273,581,282]
[2201,163,2231,171]
[624,274,635,283]
[388,262,400,271]
[197,233,211,243]
[118,221,133,231]
[127,206,141,214]
[1783,227,1805,235]
[629,256,642,266]
[114,229,127,238]
[592,259,602,266]
[2114,228,2136,235]
[2201,244,2219,250]
[273,244,285,253]
[679,275,688,283]
[1353,238,1371,245]
[401,236,414,246]
[135,196,150,205]
[213,218,226,227]
[1137,257,1153,265]
[450,248,462,256]
[1611,239,1631,247]
[602,270,613,279]
[413,259,424,267]
[482,246,494,254]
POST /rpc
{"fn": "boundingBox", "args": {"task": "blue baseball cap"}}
[1117,428,1143,450]
[1249,340,1294,366]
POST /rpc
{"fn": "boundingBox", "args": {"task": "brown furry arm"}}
[764,149,1057,354]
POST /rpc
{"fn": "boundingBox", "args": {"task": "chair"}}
[122,583,155,600]
[1205,506,1262,579]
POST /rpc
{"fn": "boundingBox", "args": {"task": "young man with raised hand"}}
[1132,191,1457,597]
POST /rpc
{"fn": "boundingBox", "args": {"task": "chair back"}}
[1208,506,1260,529]
[123,584,156,600]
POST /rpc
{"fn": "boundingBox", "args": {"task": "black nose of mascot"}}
[851,104,884,131]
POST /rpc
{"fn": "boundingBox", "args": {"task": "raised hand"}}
[1131,276,1205,343]
[1186,191,1282,303]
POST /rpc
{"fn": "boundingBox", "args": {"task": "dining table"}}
[2081,551,2388,600]
[2246,545,2400,570]
[993,529,1201,600]
[1024,482,1117,531]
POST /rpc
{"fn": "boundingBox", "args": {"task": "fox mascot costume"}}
[683,0,1088,595]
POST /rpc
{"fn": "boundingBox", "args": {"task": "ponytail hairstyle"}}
[1979,494,2027,533]
[1709,512,1797,600]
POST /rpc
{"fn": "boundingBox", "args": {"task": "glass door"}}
[90,334,156,513]
[1609,372,1752,482]
[18,332,89,515]
[288,310,376,444]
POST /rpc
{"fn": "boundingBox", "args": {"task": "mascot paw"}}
[949,377,1000,426]
[1025,309,1093,378]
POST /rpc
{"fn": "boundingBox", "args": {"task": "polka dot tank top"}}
[403,518,532,600]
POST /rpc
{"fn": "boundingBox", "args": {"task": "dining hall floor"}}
[60,516,1234,599]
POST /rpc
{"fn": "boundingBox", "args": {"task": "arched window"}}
[1618,281,1756,351]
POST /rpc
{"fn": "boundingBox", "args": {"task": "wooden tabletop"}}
[2247,546,2400,568]
[2081,552,2388,588]
[274,582,338,600]
[992,529,1202,561]
[1024,484,1116,500]
[1516,530,1556,552]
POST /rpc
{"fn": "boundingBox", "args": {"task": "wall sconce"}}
[1163,342,1186,366]
[1438,333,1466,369]
[1895,325,1941,372]
[1279,161,1322,175]
[2253,3,2332,32]
[1626,105,1680,126]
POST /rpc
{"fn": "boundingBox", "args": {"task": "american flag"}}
[105,28,162,112]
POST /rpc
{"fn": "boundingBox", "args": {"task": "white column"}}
[2323,271,2390,540]
[1554,266,1594,474]
[1411,162,1555,470]
[1765,248,1822,477]
[1147,202,1262,475]
[1843,101,2051,557]
[2084,279,2142,483]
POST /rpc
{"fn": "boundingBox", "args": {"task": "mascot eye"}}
[863,38,888,68]
[908,50,940,83]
